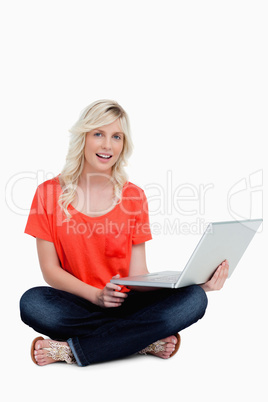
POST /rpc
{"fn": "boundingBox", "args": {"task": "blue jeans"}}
[20,285,208,367]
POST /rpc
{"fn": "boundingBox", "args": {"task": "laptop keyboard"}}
[149,273,181,283]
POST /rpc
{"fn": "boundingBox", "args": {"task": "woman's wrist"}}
[92,288,101,306]
[85,285,101,306]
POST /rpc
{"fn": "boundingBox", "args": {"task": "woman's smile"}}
[96,153,113,160]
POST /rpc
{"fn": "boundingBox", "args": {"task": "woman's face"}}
[83,119,124,175]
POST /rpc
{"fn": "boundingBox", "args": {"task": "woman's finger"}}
[104,301,123,308]
[111,291,128,299]
[214,262,229,289]
[200,260,229,292]
[106,282,121,291]
[104,285,127,298]
[104,296,123,304]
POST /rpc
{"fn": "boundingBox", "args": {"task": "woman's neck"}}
[78,169,113,190]
[75,171,116,217]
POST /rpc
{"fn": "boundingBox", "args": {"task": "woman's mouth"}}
[96,153,113,160]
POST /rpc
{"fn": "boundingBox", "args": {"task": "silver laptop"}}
[110,219,262,289]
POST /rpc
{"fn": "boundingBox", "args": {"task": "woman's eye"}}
[113,135,122,140]
[94,132,102,137]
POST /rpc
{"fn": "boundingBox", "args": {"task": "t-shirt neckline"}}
[55,175,122,220]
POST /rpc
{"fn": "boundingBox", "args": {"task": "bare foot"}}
[148,335,178,359]
[34,339,69,366]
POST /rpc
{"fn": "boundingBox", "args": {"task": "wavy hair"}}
[59,99,133,219]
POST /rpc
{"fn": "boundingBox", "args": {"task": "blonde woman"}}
[20,100,229,366]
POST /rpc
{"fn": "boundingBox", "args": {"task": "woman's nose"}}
[102,136,112,149]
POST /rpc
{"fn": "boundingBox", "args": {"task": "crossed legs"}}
[20,285,207,366]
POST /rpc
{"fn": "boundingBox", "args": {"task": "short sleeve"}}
[24,184,53,242]
[131,190,152,245]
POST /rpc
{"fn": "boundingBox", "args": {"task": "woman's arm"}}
[36,238,127,307]
[126,242,159,292]
[128,243,149,276]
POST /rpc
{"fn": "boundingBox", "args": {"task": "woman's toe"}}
[35,340,42,350]
[161,335,177,345]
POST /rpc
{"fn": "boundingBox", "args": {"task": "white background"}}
[1,1,267,401]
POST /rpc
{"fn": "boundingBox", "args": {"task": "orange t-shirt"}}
[25,176,152,290]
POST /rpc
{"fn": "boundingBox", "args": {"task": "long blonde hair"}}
[59,99,133,219]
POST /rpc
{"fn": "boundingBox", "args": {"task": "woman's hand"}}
[96,275,128,308]
[200,260,229,292]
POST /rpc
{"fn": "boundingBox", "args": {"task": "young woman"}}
[20,100,229,367]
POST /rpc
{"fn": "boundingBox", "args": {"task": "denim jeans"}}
[20,285,208,367]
